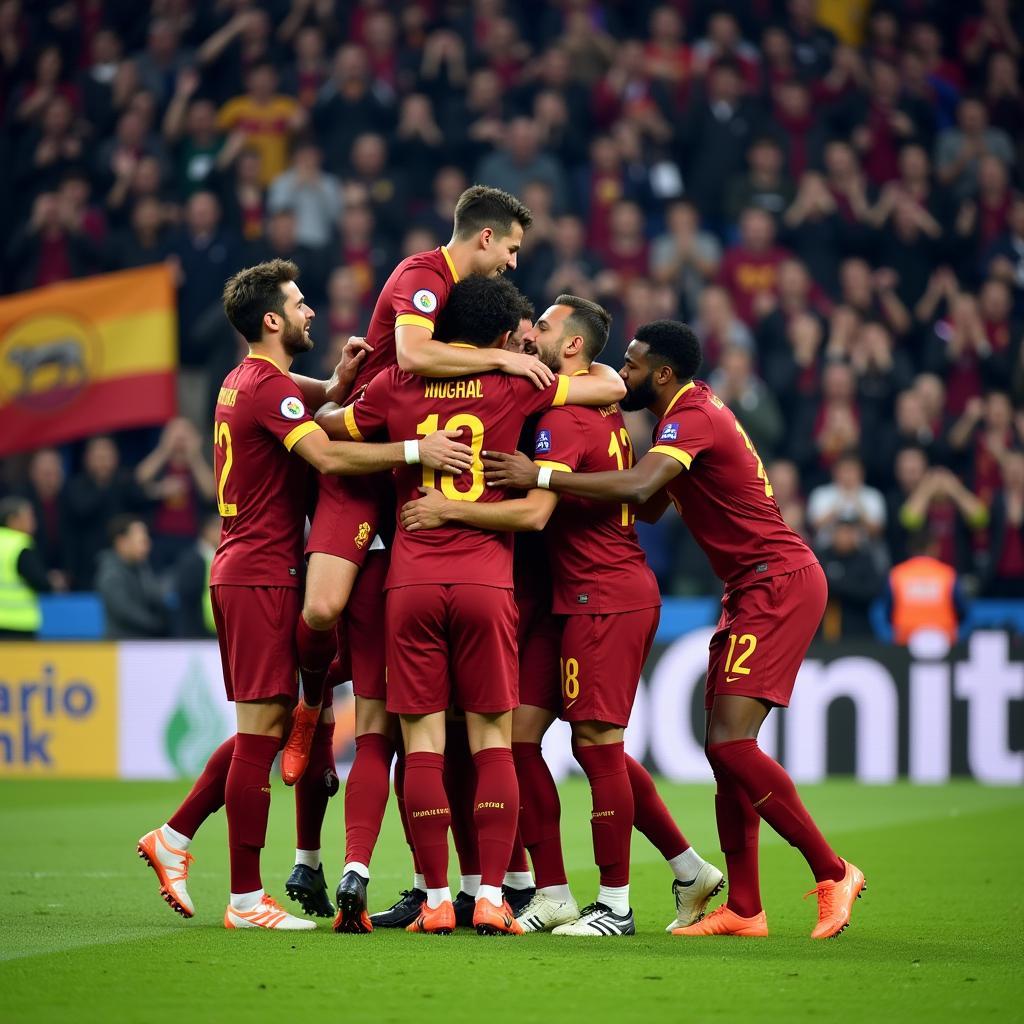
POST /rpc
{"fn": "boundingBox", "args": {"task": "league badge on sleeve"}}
[413,289,438,314]
[658,422,679,442]
[535,428,552,455]
[280,396,306,419]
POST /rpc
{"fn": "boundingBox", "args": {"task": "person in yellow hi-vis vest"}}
[0,496,59,639]
[173,513,222,638]
[886,533,967,652]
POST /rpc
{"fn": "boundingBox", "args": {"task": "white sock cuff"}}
[597,884,630,916]
[413,873,427,891]
[343,861,370,880]
[667,847,704,880]
[295,849,321,870]
[229,888,265,912]
[538,884,573,902]
[426,886,452,909]
[161,823,191,850]
[477,884,504,908]
[459,874,481,897]
[503,871,534,889]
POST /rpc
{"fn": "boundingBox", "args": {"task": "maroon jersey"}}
[352,245,460,392]
[533,402,661,615]
[346,359,570,588]
[210,355,322,588]
[650,380,817,588]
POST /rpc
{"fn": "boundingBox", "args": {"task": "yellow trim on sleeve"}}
[649,445,693,469]
[552,374,571,407]
[448,342,476,349]
[534,460,573,472]
[283,420,322,451]
[440,245,460,282]
[343,404,364,442]
[396,313,436,332]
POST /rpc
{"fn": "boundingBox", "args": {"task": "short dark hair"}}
[512,290,535,324]
[0,496,29,527]
[432,276,522,348]
[453,185,533,240]
[634,320,702,380]
[554,294,611,362]
[222,259,299,342]
[108,513,144,544]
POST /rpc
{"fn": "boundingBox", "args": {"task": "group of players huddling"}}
[138,185,865,940]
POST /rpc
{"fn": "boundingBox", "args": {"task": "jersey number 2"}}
[735,422,773,499]
[416,413,485,501]
[214,420,237,517]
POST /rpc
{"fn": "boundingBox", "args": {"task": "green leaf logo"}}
[165,657,228,776]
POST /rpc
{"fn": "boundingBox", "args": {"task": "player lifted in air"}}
[317,275,626,934]
[137,259,472,931]
[282,186,554,931]
[402,297,723,936]
[484,319,866,940]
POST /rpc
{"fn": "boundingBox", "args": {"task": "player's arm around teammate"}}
[488,320,866,941]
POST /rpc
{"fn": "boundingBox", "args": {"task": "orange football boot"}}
[473,898,524,936]
[406,899,456,934]
[137,828,195,918]
[281,701,321,786]
[672,904,768,937]
[224,894,315,930]
[807,860,866,939]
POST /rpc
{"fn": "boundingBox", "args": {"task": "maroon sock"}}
[625,753,690,860]
[472,748,519,889]
[512,741,566,887]
[225,733,280,894]
[167,737,234,838]
[295,722,337,851]
[708,739,844,883]
[574,742,633,887]
[712,769,762,917]
[507,830,529,874]
[444,722,480,877]
[404,751,450,889]
[343,732,394,866]
[295,615,337,707]
[393,751,421,874]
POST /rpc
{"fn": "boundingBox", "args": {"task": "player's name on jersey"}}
[217,387,238,407]
[423,379,483,399]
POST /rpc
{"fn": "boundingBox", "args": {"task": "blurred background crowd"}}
[0,0,1022,639]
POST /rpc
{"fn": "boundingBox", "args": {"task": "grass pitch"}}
[1,777,1021,1023]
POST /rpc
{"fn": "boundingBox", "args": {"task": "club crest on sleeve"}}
[280,396,305,419]
[413,289,438,314]
[658,422,679,442]
[535,429,552,454]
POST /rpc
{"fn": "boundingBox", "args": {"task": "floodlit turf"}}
[1,778,1021,1024]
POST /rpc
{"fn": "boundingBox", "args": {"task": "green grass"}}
[1,778,1022,1023]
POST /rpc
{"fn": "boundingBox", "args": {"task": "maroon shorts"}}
[559,606,660,727]
[306,472,390,567]
[385,584,519,715]
[516,595,562,714]
[211,585,300,703]
[705,562,827,711]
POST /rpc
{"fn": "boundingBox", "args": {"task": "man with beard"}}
[483,319,866,941]
[400,297,723,936]
[136,259,473,931]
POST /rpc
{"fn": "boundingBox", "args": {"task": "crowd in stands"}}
[0,0,1022,638]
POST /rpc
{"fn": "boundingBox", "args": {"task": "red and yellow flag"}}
[0,266,178,456]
